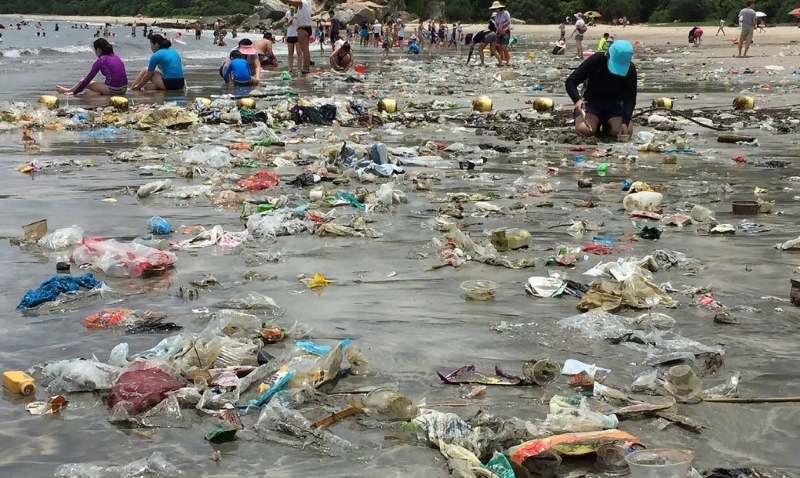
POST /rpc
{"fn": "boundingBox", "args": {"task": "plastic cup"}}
[625,449,693,478]
[460,280,499,301]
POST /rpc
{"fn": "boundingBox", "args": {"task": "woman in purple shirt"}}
[56,38,128,95]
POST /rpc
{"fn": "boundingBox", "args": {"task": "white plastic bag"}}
[43,358,122,392]
[38,225,84,249]
[183,145,231,168]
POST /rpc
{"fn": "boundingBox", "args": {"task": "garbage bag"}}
[17,274,103,309]
[72,238,177,277]
[107,359,185,414]
[38,225,84,249]
[290,104,337,125]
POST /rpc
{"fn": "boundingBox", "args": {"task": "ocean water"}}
[1,15,800,478]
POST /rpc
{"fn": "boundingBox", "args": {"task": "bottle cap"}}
[21,383,34,395]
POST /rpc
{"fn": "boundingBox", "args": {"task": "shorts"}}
[497,32,510,45]
[575,34,585,40]
[162,78,185,91]
[287,36,298,44]
[484,32,497,44]
[360,29,368,38]
[741,30,754,42]
[298,26,312,36]
[234,80,252,87]
[107,85,128,95]
[398,35,404,41]
[573,102,623,126]
[260,55,278,67]
[382,41,390,49]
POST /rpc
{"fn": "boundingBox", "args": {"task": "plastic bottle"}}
[3,371,35,395]
[622,191,663,212]
[344,345,376,376]
[597,163,608,176]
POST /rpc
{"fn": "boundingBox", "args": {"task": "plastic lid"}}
[21,383,34,395]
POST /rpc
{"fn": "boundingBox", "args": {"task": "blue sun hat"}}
[607,39,633,76]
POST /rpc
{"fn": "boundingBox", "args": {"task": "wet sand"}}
[1,20,800,477]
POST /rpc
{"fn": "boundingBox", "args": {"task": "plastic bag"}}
[38,225,84,249]
[108,343,130,368]
[137,179,173,198]
[146,216,172,235]
[72,238,177,277]
[107,359,185,414]
[17,273,102,310]
[246,208,310,242]
[215,291,280,311]
[184,144,231,168]
[43,358,122,393]
[238,170,279,190]
[54,451,181,478]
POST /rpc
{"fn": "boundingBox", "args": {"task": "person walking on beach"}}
[131,34,185,91]
[571,13,588,59]
[56,38,128,96]
[327,10,340,48]
[132,21,137,37]
[716,19,725,36]
[213,19,221,45]
[490,1,511,66]
[558,21,566,41]
[737,0,757,58]
[285,0,313,74]
[565,40,637,138]
[194,21,202,40]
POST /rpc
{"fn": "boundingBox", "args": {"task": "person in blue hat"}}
[565,39,637,138]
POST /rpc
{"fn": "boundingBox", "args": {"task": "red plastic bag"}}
[71,238,177,277]
[107,359,185,413]
[238,170,279,190]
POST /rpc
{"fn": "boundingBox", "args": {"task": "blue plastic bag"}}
[147,216,172,235]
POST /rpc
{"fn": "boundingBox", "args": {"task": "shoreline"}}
[0,14,196,26]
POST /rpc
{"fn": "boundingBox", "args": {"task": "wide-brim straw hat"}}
[489,1,505,10]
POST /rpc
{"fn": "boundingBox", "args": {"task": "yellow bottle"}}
[3,371,35,395]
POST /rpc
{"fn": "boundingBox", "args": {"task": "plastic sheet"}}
[17,274,102,309]
[172,225,248,249]
[54,451,181,478]
[72,238,177,277]
[137,179,173,198]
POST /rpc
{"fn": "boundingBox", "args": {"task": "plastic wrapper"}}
[38,225,84,249]
[172,225,248,249]
[107,359,185,414]
[43,358,122,393]
[558,311,635,341]
[508,429,641,465]
[703,371,742,398]
[72,238,177,278]
[543,405,619,434]
[183,144,231,168]
[54,451,181,478]
[108,343,130,368]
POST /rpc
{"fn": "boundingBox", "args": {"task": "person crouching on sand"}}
[56,38,128,96]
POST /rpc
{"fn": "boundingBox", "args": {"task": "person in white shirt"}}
[373,20,381,47]
[283,8,301,72]
[571,12,588,58]
[489,1,511,66]
[285,0,312,74]
[716,18,725,36]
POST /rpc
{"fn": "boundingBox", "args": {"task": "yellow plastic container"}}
[3,371,35,395]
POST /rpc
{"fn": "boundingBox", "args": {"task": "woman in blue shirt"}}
[131,34,185,91]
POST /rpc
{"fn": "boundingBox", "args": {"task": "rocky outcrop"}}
[257,0,293,21]
[425,1,445,22]
[256,0,406,24]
